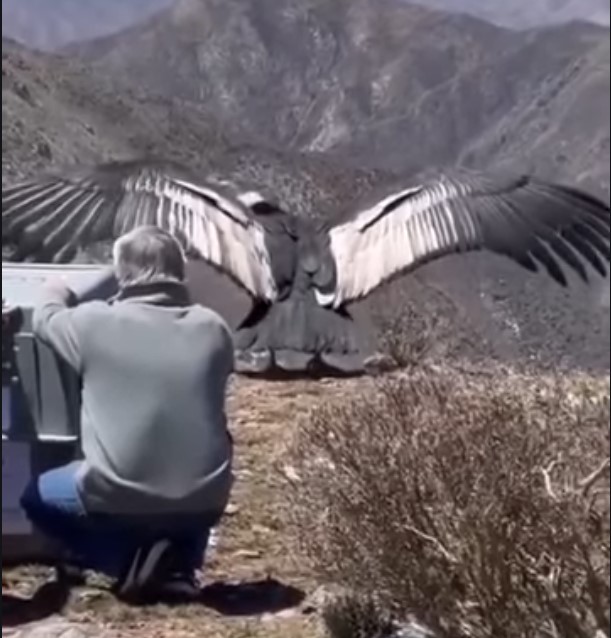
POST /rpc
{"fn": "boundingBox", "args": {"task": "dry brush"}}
[285,367,610,638]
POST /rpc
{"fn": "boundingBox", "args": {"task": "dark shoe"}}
[55,563,87,587]
[115,539,172,602]
[156,572,201,603]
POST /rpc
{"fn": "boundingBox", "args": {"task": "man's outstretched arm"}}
[32,280,84,372]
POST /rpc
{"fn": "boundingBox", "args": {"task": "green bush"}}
[287,368,610,638]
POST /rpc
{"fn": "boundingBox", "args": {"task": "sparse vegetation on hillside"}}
[370,278,496,371]
[287,369,610,637]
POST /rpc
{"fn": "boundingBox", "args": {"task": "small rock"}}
[262,609,298,622]
[281,464,301,483]
[35,139,52,160]
[363,353,399,375]
[14,82,34,105]
[74,589,106,604]
[2,617,113,638]
[232,549,263,560]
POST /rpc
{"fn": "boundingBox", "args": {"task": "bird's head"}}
[237,190,286,217]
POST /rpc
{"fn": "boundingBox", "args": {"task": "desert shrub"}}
[369,279,494,370]
[321,592,436,638]
[287,368,610,638]
[322,594,396,638]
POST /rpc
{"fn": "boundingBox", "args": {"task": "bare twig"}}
[403,525,459,565]
[579,458,610,497]
[541,457,563,501]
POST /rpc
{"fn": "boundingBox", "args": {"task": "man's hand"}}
[42,279,79,307]
[69,267,118,304]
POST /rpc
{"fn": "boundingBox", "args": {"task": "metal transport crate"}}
[2,262,110,561]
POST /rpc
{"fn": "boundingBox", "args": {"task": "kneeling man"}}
[21,226,235,602]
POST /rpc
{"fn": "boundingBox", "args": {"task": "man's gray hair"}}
[112,226,186,288]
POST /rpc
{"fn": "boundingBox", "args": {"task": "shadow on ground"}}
[4,576,306,624]
[123,577,306,614]
[198,577,305,616]
[2,581,70,628]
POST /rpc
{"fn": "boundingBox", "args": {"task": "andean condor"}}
[3,159,610,376]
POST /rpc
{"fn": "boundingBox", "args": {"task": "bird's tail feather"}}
[233,296,364,377]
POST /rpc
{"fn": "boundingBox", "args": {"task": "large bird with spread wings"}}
[3,158,610,376]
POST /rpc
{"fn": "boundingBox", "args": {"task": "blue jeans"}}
[20,461,218,580]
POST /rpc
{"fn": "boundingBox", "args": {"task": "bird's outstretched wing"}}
[2,159,278,301]
[322,170,611,308]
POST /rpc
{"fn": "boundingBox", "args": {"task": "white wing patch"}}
[236,191,267,208]
[173,178,251,225]
[353,185,424,231]
[326,180,473,307]
[125,173,277,301]
[3,166,279,301]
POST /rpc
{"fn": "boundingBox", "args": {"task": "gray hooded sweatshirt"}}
[32,281,234,517]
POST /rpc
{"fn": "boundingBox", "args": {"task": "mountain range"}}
[2,0,609,371]
[2,0,609,51]
[422,0,609,29]
[1,0,172,51]
[64,0,609,191]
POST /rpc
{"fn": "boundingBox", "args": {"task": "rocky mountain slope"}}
[462,36,610,196]
[2,0,608,52]
[2,0,609,371]
[2,37,382,211]
[69,0,609,181]
[1,0,172,50]
[420,0,609,29]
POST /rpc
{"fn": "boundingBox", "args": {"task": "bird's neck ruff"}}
[111,280,192,307]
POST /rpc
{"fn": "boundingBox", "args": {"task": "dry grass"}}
[287,367,610,638]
